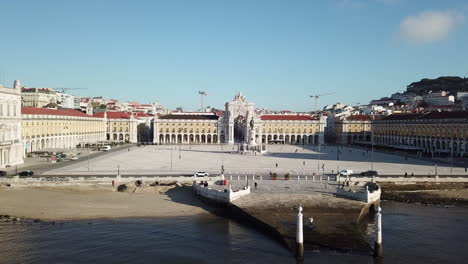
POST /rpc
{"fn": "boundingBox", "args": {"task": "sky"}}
[1,0,467,112]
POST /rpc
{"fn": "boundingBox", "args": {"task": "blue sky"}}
[1,0,467,111]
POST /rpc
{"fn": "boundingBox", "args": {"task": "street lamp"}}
[371,116,375,171]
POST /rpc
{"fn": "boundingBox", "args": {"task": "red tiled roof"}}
[260,115,317,121]
[93,111,132,119]
[380,111,468,121]
[21,107,93,118]
[346,115,383,121]
[135,112,153,117]
[159,114,219,120]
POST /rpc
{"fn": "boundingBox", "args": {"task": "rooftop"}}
[93,111,132,119]
[346,114,382,121]
[159,114,219,120]
[260,115,318,121]
[382,111,468,121]
[21,107,93,118]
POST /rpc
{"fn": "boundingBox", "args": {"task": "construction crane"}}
[199,91,207,112]
[54,87,88,93]
[310,92,335,113]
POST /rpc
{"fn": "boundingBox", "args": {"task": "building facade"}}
[56,91,75,109]
[21,86,57,108]
[154,113,220,144]
[153,93,325,145]
[335,115,380,145]
[22,107,107,153]
[0,82,24,167]
[93,112,138,143]
[373,112,468,157]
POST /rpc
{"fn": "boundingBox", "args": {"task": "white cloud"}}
[399,10,465,44]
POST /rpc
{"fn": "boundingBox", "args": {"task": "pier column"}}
[374,207,382,258]
[296,205,304,260]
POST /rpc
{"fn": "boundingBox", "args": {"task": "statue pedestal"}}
[248,129,257,149]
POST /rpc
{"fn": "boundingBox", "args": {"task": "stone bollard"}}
[230,175,233,180]
[374,207,383,258]
[296,205,304,260]
[312,176,315,181]
[327,176,330,181]
[297,175,300,181]
[305,176,308,181]
[237,175,240,181]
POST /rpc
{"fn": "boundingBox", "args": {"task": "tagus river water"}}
[1,201,468,264]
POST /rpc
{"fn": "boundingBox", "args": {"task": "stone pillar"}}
[296,205,304,260]
[153,120,159,144]
[374,207,382,258]
[228,122,234,144]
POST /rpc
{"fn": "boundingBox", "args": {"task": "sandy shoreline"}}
[0,184,210,221]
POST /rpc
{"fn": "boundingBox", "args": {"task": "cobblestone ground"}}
[207,178,341,194]
[45,144,466,175]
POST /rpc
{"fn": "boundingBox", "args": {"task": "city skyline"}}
[1,0,467,111]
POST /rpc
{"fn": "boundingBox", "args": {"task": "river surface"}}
[1,201,467,264]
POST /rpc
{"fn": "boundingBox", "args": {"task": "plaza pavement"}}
[43,144,466,176]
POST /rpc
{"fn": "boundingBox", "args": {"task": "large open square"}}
[44,144,465,176]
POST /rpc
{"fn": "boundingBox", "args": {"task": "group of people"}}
[199,181,209,187]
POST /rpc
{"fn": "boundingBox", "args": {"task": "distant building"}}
[93,112,138,143]
[21,84,57,108]
[423,92,455,106]
[335,115,381,145]
[56,91,75,109]
[373,111,468,156]
[370,98,398,107]
[0,81,24,167]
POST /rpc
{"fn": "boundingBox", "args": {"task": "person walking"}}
[254,182,257,190]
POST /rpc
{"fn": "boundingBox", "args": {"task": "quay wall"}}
[336,187,381,204]
[0,176,221,186]
[192,182,250,203]
[339,175,468,183]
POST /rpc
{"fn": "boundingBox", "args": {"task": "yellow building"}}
[154,113,219,144]
[335,115,380,144]
[373,111,468,156]
[22,107,107,153]
[259,115,324,145]
[93,111,138,143]
[153,112,325,145]
[153,94,325,146]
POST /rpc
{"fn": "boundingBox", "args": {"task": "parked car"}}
[18,170,34,176]
[339,169,353,176]
[0,170,7,176]
[194,171,209,177]
[361,170,379,176]
[102,145,111,151]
